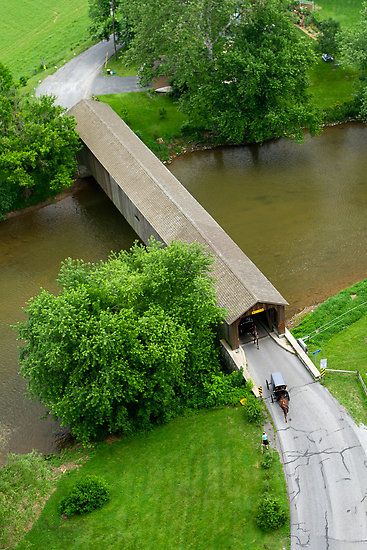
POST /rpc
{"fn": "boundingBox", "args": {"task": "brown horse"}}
[250,324,259,349]
[279,395,289,423]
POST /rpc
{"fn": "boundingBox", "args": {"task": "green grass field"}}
[309,60,359,110]
[99,92,188,160]
[104,50,138,77]
[316,0,364,28]
[292,279,367,423]
[19,408,289,550]
[324,373,367,425]
[0,0,90,80]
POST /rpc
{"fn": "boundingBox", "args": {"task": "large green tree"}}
[19,240,244,443]
[89,0,130,54]
[123,0,319,142]
[340,1,367,120]
[0,63,80,218]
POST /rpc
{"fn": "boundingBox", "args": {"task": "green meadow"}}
[19,408,289,550]
[0,0,90,80]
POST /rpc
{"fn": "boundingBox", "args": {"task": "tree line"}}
[89,0,367,135]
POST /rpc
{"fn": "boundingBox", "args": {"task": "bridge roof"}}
[70,100,288,324]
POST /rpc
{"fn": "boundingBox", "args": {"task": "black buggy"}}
[266,372,290,403]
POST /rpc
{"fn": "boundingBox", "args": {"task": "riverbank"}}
[291,278,367,424]
[98,90,363,164]
[4,180,89,221]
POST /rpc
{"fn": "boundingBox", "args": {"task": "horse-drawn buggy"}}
[266,372,290,422]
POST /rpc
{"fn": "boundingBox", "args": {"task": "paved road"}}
[36,40,144,109]
[245,336,367,550]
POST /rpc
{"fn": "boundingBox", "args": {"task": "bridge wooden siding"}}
[70,99,288,349]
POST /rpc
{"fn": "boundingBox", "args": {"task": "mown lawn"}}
[20,408,289,550]
[308,60,359,110]
[315,0,364,28]
[103,50,138,77]
[0,0,90,80]
[325,373,367,425]
[98,92,188,160]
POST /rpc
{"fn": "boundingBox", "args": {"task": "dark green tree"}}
[340,2,367,120]
[88,0,122,54]
[0,64,80,218]
[123,0,319,143]
[315,18,341,57]
[19,239,244,443]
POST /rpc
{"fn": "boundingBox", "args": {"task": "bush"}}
[261,450,274,469]
[243,394,263,423]
[59,475,110,517]
[256,495,287,531]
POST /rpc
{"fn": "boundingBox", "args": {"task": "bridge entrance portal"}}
[225,303,285,350]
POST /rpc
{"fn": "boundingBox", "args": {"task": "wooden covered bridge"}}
[70,99,287,350]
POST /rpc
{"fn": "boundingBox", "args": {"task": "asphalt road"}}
[36,40,144,109]
[245,336,367,549]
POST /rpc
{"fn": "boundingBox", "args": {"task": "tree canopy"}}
[122,0,319,143]
[340,1,367,120]
[19,239,244,443]
[0,63,80,218]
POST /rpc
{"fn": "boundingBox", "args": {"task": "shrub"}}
[243,394,263,423]
[256,495,287,531]
[59,475,110,517]
[261,449,274,469]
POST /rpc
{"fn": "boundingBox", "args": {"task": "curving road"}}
[245,336,367,549]
[36,40,367,549]
[36,40,144,109]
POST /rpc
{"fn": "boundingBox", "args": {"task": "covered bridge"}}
[70,99,288,350]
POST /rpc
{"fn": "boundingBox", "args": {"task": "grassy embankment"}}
[16,407,289,550]
[292,279,367,425]
[0,0,91,91]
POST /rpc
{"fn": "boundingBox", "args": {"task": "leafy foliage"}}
[243,394,263,423]
[340,2,367,74]
[88,0,132,49]
[122,0,319,143]
[315,18,341,57]
[59,475,110,517]
[0,63,80,218]
[256,495,287,531]
[261,449,275,469]
[19,239,245,442]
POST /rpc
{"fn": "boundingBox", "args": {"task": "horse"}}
[249,324,259,349]
[278,395,289,423]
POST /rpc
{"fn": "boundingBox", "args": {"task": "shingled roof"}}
[70,99,287,324]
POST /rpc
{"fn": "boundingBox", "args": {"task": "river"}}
[170,123,367,317]
[0,124,366,458]
[0,180,137,462]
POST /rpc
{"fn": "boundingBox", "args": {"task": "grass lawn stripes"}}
[20,408,289,550]
[0,0,90,80]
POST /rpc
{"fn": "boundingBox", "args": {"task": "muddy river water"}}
[0,124,366,458]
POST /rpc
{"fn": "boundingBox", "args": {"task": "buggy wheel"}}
[266,379,269,390]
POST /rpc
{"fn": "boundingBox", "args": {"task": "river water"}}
[170,124,367,317]
[0,180,137,461]
[0,124,366,458]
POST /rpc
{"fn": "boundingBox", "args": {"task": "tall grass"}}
[0,452,55,549]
